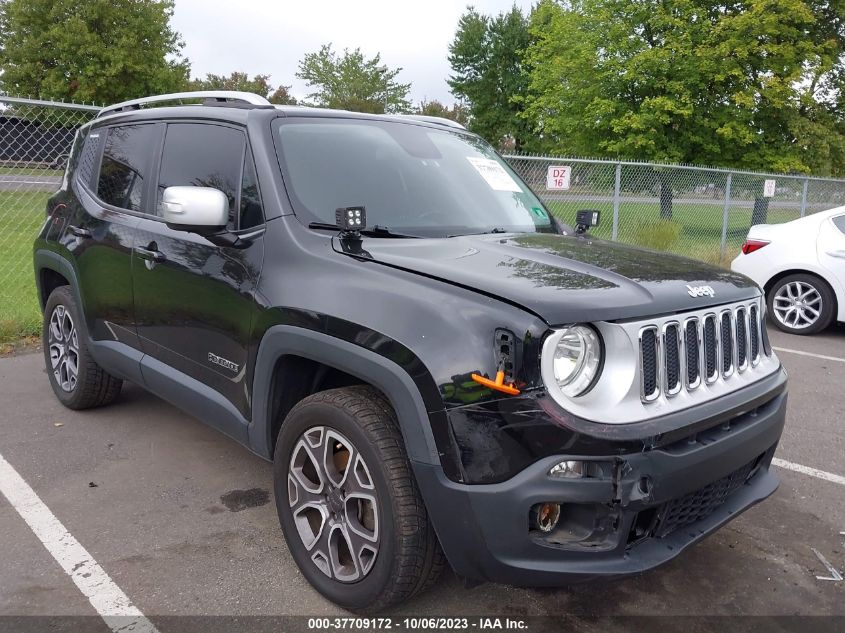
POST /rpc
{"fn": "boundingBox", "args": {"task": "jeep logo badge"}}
[687,284,715,298]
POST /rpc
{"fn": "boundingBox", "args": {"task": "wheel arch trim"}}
[250,325,441,466]
[33,249,83,315]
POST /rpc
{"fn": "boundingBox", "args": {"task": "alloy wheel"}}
[48,305,79,392]
[772,281,822,330]
[287,426,379,582]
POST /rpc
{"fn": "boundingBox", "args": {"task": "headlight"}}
[543,325,603,398]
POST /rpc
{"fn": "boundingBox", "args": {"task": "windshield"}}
[273,118,557,238]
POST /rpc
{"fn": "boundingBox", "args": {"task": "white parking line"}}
[0,452,158,633]
[773,346,845,363]
[773,458,845,486]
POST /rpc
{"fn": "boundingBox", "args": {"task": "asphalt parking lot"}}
[1,325,843,631]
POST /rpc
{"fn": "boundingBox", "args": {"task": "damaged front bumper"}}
[414,367,787,585]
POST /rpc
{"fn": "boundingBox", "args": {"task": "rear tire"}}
[273,386,444,612]
[42,286,122,409]
[766,273,835,335]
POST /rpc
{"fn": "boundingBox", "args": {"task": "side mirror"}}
[162,186,228,231]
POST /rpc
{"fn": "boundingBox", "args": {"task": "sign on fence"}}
[546,165,571,190]
[763,179,776,198]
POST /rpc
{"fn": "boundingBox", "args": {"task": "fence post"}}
[800,178,809,218]
[720,172,732,260]
[612,162,621,241]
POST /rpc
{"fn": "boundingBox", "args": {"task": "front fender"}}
[249,324,443,466]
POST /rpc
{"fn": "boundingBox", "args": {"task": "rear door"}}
[131,121,265,418]
[818,214,845,297]
[60,123,162,350]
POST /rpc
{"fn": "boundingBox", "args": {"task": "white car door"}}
[817,214,845,295]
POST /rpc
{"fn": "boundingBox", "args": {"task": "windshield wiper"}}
[448,227,513,237]
[308,221,420,239]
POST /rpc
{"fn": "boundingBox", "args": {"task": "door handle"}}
[67,225,92,239]
[827,250,845,259]
[135,245,166,263]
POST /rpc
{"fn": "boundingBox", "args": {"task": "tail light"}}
[741,239,770,255]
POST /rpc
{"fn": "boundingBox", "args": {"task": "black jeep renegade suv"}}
[33,91,788,611]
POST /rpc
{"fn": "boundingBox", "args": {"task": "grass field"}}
[0,191,796,346]
[0,191,50,345]
[0,166,61,177]
[545,199,798,265]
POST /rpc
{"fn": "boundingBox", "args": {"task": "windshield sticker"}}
[531,207,549,221]
[466,157,522,192]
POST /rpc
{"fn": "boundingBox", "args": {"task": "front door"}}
[131,122,265,418]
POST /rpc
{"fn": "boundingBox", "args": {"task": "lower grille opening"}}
[652,453,765,538]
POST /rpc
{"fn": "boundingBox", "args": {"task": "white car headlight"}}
[542,325,603,398]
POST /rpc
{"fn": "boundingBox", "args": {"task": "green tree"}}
[416,99,470,126]
[522,0,845,175]
[448,5,534,150]
[189,72,297,105]
[0,0,189,104]
[296,44,411,113]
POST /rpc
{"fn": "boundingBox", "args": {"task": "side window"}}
[97,125,158,212]
[833,215,845,234]
[239,152,264,230]
[157,123,245,229]
[76,130,102,189]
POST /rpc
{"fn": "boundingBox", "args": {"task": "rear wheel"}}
[273,386,444,611]
[42,286,122,409]
[767,273,835,335]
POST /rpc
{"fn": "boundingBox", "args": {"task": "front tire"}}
[767,273,835,335]
[42,286,122,409]
[273,386,444,612]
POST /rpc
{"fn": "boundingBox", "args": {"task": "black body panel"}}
[32,102,788,587]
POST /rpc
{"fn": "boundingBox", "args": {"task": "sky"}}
[170,0,535,105]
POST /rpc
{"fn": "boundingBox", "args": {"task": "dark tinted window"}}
[97,125,158,212]
[239,153,263,229]
[76,130,102,188]
[157,123,245,228]
[833,215,845,234]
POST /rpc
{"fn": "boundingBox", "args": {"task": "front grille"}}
[703,315,718,382]
[749,305,760,365]
[653,455,764,538]
[664,323,681,395]
[638,299,767,402]
[684,319,700,387]
[721,311,733,375]
[736,308,747,371]
[640,327,659,401]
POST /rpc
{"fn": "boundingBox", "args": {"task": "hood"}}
[338,232,759,325]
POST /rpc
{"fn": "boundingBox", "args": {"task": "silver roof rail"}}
[98,91,271,118]
[395,114,466,130]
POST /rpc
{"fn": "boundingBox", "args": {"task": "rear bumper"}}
[415,368,787,585]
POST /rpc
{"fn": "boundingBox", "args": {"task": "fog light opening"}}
[530,502,561,533]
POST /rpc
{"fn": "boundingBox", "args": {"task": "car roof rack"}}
[97,91,271,118]
[395,114,466,130]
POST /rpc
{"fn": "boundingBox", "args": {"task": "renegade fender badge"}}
[687,284,715,298]
[208,352,239,373]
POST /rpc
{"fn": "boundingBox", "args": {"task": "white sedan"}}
[731,207,845,335]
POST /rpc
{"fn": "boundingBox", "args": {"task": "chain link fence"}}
[3,95,845,341]
[0,97,99,341]
[504,155,845,266]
